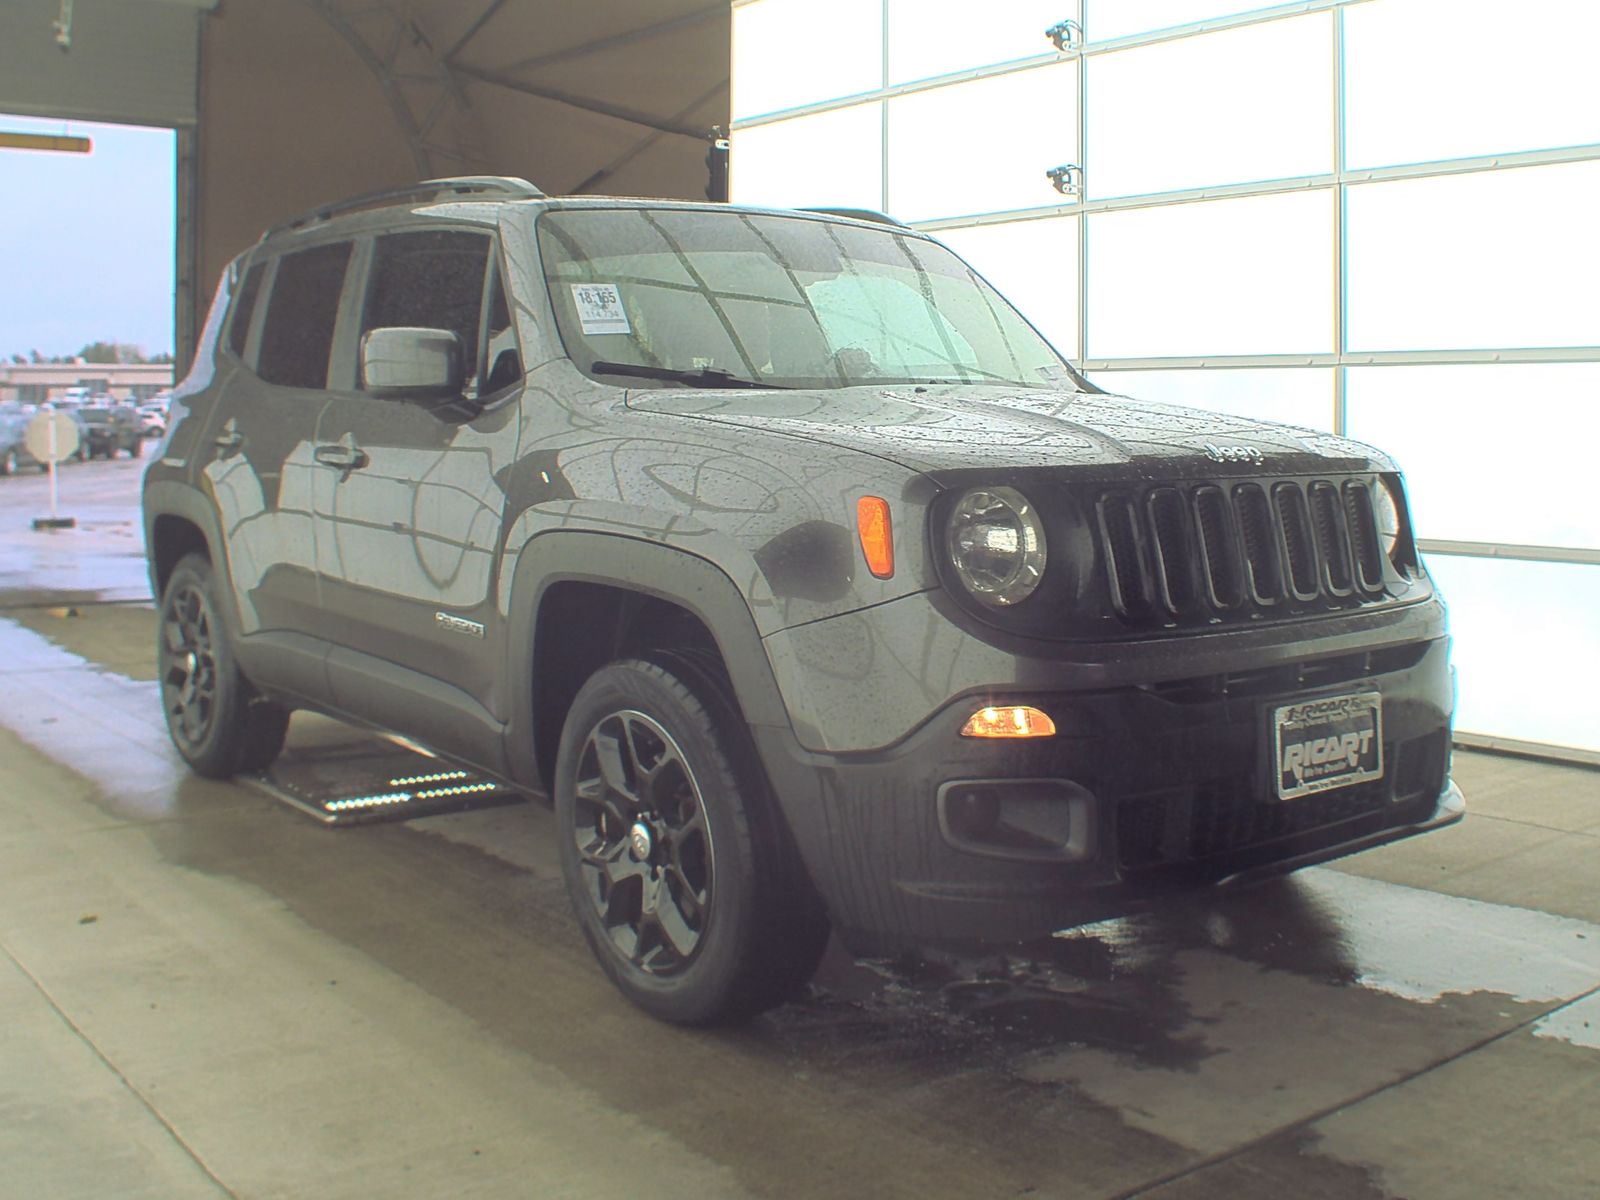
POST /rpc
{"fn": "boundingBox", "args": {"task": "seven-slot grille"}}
[1096,478,1389,626]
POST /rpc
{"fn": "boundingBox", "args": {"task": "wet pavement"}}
[3,460,1599,1198]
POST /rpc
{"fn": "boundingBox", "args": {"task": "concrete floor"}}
[3,458,1599,1199]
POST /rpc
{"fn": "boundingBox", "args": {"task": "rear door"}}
[201,241,354,699]
[310,227,522,758]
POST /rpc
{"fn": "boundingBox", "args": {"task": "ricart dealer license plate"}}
[1272,692,1383,801]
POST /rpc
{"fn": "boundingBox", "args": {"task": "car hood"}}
[624,384,1392,478]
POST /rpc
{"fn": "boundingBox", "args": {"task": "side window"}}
[227,262,266,360]
[481,264,522,395]
[361,230,490,391]
[257,242,353,389]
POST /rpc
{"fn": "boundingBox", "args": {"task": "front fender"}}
[142,478,226,607]
[501,531,795,787]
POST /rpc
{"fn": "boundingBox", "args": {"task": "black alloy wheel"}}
[571,709,713,974]
[157,553,289,778]
[162,577,220,750]
[554,655,830,1025]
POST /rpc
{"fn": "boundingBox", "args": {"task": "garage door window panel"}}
[1089,15,1332,199]
[732,0,883,120]
[1347,161,1600,353]
[1091,1,1279,41]
[887,64,1077,222]
[1346,0,1600,170]
[1423,555,1600,754]
[257,242,354,390]
[1347,365,1600,552]
[887,0,1063,84]
[1087,190,1333,359]
[731,104,885,213]
[937,216,1079,360]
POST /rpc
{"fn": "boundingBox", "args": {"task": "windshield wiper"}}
[590,361,788,390]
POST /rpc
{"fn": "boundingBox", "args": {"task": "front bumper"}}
[756,636,1460,955]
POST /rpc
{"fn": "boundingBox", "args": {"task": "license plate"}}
[1272,692,1383,801]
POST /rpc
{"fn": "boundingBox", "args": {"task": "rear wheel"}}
[127,437,143,458]
[554,655,829,1025]
[158,553,289,777]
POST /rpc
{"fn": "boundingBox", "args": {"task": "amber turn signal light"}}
[856,496,894,579]
[960,706,1057,738]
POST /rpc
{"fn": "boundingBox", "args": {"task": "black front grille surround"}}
[1095,475,1414,629]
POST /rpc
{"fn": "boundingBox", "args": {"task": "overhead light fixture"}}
[0,132,92,154]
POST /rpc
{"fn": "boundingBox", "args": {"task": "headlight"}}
[1374,477,1403,564]
[946,486,1047,606]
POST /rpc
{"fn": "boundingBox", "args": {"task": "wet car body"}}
[143,178,1460,1017]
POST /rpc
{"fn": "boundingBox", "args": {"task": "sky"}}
[0,112,175,361]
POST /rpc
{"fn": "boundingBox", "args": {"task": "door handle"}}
[213,418,244,453]
[313,437,370,473]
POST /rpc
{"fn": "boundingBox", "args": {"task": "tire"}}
[554,655,829,1025]
[157,552,290,778]
[127,437,143,459]
[0,450,14,476]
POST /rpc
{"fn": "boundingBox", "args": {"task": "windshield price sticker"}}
[571,283,631,335]
[1272,692,1383,801]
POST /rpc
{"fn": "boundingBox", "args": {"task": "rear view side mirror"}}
[361,327,463,400]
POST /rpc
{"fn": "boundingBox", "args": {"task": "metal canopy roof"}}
[299,0,730,194]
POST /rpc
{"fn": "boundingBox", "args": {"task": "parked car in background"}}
[0,411,29,476]
[79,405,144,458]
[138,400,169,437]
[0,405,90,472]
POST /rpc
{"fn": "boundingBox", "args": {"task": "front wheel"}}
[158,553,289,777]
[554,656,829,1025]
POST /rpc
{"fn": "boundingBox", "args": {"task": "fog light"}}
[960,705,1056,738]
[946,787,1001,840]
[936,779,1095,862]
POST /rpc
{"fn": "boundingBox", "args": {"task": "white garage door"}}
[730,0,1600,763]
[0,0,207,128]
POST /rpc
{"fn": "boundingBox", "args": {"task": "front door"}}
[309,228,520,753]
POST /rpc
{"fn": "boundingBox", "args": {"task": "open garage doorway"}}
[0,113,177,401]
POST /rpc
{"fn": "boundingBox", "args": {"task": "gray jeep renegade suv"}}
[144,176,1462,1024]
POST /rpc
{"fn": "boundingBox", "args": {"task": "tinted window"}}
[228,261,266,359]
[258,242,353,389]
[361,231,490,390]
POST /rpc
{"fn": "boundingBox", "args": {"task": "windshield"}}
[537,207,1082,391]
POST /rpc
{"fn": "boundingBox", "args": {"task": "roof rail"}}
[799,206,910,229]
[262,176,545,240]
